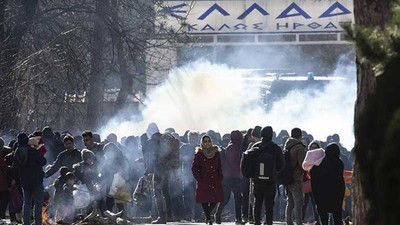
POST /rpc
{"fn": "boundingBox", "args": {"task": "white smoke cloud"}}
[101,58,356,149]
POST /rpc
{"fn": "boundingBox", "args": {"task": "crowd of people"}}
[0,124,354,225]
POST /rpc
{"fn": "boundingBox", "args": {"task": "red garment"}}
[0,151,9,191]
[225,130,243,179]
[37,137,47,156]
[192,150,224,203]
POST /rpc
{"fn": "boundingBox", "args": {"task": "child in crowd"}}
[53,167,70,216]
[58,172,76,223]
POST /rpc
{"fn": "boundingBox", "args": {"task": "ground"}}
[0,219,319,225]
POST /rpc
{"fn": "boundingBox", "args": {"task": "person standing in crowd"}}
[101,143,129,214]
[180,131,200,221]
[215,130,243,224]
[13,133,47,225]
[311,143,345,225]
[303,141,321,225]
[246,125,262,223]
[248,126,262,149]
[45,135,81,178]
[284,128,306,225]
[192,135,224,225]
[251,126,285,225]
[0,139,10,222]
[143,123,174,224]
[42,126,62,162]
[241,128,253,223]
[82,131,104,162]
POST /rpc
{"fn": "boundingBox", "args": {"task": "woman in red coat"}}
[192,135,224,225]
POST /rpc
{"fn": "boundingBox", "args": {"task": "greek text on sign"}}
[161,1,354,34]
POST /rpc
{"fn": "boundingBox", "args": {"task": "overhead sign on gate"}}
[159,0,354,34]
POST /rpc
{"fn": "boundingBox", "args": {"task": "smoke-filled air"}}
[101,58,356,149]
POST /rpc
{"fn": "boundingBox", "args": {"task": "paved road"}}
[1,220,317,225]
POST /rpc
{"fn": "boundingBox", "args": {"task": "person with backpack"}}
[282,128,306,225]
[245,125,262,223]
[310,143,345,225]
[192,135,224,225]
[248,126,284,225]
[215,130,243,224]
[13,133,47,225]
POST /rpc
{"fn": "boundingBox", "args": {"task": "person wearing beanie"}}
[45,135,81,178]
[244,126,262,224]
[13,132,47,225]
[248,126,262,149]
[284,127,306,225]
[252,126,284,225]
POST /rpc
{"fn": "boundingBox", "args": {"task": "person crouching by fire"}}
[52,167,70,219]
[56,172,76,223]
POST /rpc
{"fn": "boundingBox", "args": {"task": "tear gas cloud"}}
[101,56,356,149]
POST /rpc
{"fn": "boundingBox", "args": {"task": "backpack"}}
[278,142,304,185]
[254,144,277,185]
[240,143,261,178]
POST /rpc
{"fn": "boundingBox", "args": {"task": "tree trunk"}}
[353,1,391,224]
[109,0,132,113]
[0,0,39,131]
[86,0,109,131]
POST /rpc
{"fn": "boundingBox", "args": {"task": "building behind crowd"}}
[16,0,355,133]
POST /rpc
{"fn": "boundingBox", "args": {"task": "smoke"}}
[101,57,356,149]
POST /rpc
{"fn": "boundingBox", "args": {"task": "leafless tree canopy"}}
[0,0,188,134]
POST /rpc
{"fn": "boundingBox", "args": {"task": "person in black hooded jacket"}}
[13,133,47,225]
[310,143,345,225]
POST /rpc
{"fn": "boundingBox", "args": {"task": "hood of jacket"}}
[326,143,341,159]
[229,130,243,146]
[285,137,303,150]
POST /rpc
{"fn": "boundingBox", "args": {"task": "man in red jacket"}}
[215,130,243,225]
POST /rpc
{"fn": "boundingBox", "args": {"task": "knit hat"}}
[251,126,262,138]
[261,126,273,142]
[17,133,29,145]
